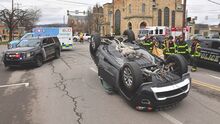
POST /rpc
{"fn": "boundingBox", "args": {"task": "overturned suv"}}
[90,30,191,111]
[2,37,61,68]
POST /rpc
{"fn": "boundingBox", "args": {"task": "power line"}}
[208,0,220,5]
[55,0,93,6]
[0,4,7,9]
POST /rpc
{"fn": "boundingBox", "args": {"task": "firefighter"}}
[161,36,168,49]
[79,32,84,43]
[142,35,154,52]
[176,36,190,62]
[190,38,201,72]
[163,36,176,59]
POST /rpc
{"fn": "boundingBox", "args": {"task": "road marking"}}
[90,67,98,73]
[159,112,183,124]
[192,79,220,92]
[0,82,29,88]
[209,75,220,80]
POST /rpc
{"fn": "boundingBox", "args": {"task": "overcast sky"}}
[0,0,220,25]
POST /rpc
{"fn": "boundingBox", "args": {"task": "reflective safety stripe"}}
[165,52,175,55]
[62,43,73,49]
[142,42,153,46]
[176,44,188,48]
[62,44,73,47]
[177,52,187,54]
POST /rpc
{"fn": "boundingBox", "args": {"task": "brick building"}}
[102,0,184,36]
[0,21,25,42]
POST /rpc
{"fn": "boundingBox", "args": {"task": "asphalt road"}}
[0,43,220,124]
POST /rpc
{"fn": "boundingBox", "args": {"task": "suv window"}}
[43,38,54,46]
[200,40,212,48]
[211,41,220,50]
[52,37,60,43]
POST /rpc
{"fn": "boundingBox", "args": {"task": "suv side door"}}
[52,37,61,50]
[42,38,55,59]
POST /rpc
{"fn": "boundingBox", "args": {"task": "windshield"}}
[21,33,33,40]
[17,39,41,47]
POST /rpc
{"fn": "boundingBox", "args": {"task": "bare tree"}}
[86,4,103,34]
[0,8,41,41]
[20,9,41,32]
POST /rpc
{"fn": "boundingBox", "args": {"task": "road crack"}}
[60,57,72,69]
[50,63,83,124]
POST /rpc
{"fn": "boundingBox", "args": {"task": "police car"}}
[199,39,220,66]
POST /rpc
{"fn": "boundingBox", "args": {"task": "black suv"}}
[2,37,61,67]
[199,39,220,66]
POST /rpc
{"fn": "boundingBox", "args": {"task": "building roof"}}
[195,24,209,30]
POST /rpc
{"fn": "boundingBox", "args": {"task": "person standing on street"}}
[176,36,190,62]
[163,36,176,59]
[80,32,84,43]
[190,38,201,72]
[142,35,154,53]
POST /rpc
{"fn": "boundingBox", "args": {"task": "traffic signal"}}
[67,10,69,16]
[187,17,191,22]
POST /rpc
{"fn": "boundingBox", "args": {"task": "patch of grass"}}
[0,41,8,45]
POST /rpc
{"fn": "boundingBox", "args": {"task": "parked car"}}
[198,39,220,66]
[73,33,91,42]
[3,37,61,68]
[83,33,91,41]
[90,30,191,111]
[207,34,220,39]
[8,33,33,49]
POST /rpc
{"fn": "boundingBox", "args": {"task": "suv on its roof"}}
[2,37,61,67]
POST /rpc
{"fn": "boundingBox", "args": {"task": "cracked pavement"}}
[0,43,220,124]
[50,62,82,124]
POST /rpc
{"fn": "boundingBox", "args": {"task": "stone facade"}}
[102,3,113,36]
[103,0,183,36]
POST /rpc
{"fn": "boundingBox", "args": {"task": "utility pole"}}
[11,0,14,40]
[63,15,65,24]
[182,0,187,41]
[12,0,14,11]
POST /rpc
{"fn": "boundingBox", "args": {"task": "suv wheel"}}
[35,55,43,67]
[121,62,143,95]
[55,49,60,59]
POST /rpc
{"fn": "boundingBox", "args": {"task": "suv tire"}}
[35,55,43,67]
[55,49,60,59]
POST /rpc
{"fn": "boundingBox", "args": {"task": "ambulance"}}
[33,27,73,50]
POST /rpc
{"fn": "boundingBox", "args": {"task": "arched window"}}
[140,22,147,29]
[129,4,131,14]
[164,7,170,27]
[158,9,162,26]
[115,9,121,35]
[128,22,132,29]
[142,3,146,13]
[172,10,175,27]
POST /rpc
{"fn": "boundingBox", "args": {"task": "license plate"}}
[9,55,16,57]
